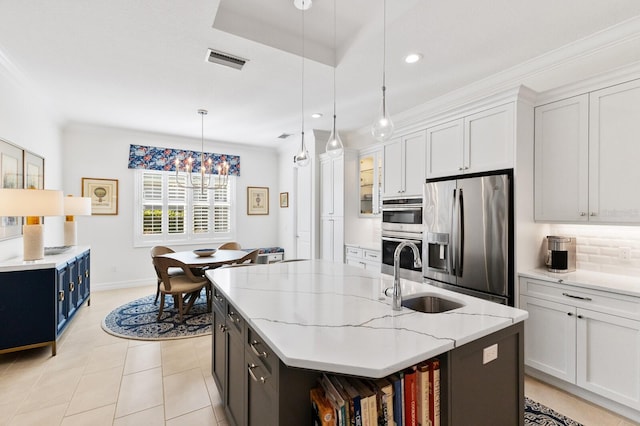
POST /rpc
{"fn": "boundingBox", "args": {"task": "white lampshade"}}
[0,189,64,216]
[64,196,92,216]
[0,189,64,261]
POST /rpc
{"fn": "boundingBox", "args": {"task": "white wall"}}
[61,123,280,290]
[0,65,64,260]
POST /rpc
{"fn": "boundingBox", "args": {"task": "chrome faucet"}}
[386,242,422,311]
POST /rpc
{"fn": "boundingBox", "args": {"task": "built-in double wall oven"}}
[381,197,423,281]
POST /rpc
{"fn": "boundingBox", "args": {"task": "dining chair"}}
[150,246,184,304]
[220,249,259,268]
[278,259,307,263]
[218,241,241,250]
[152,256,209,322]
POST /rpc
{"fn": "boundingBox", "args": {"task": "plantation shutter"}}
[193,185,210,234]
[142,172,162,235]
[213,185,231,233]
[167,175,186,234]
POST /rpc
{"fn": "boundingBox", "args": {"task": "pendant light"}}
[371,0,394,142]
[294,0,310,167]
[325,0,343,158]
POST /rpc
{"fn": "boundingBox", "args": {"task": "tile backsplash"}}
[549,224,640,277]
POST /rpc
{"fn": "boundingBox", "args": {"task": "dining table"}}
[159,249,249,269]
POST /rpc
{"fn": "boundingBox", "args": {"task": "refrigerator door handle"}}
[458,187,464,277]
[450,188,457,276]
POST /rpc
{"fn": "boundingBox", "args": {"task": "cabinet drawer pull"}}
[248,363,267,384]
[214,295,224,302]
[227,312,241,323]
[69,282,75,292]
[562,292,592,301]
[58,290,65,302]
[250,340,268,358]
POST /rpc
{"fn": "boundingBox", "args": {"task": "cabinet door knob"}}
[577,314,583,319]
[58,290,65,302]
[590,212,597,216]
[464,166,469,170]
[69,282,75,292]
[567,312,573,316]
[459,167,464,171]
[580,212,586,217]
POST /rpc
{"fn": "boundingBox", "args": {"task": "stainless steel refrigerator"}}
[422,170,514,305]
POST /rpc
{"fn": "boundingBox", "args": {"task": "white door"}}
[576,308,640,410]
[520,295,576,383]
[403,130,427,197]
[295,165,312,259]
[589,79,640,223]
[534,95,589,221]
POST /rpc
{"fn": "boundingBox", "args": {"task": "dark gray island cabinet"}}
[209,262,526,426]
[0,247,90,356]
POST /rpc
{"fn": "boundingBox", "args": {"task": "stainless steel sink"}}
[401,295,464,313]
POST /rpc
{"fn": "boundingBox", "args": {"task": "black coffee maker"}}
[545,236,576,272]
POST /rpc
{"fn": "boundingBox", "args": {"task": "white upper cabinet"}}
[534,95,589,222]
[426,119,463,178]
[383,130,426,198]
[426,103,514,178]
[358,148,383,216]
[589,79,640,223]
[535,78,640,224]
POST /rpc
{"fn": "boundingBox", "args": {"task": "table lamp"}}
[63,195,92,246]
[0,189,64,260]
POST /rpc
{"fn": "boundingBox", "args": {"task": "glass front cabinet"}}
[359,148,383,217]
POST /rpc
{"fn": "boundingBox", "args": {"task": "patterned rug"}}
[102,292,211,340]
[525,397,583,425]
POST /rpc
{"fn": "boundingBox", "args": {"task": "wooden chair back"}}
[218,241,241,250]
[152,256,202,292]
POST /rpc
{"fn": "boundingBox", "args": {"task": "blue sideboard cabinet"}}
[0,247,90,356]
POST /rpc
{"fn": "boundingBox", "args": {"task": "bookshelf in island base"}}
[0,246,90,356]
[211,286,524,426]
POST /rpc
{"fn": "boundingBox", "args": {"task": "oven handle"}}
[381,206,422,212]
[382,236,422,244]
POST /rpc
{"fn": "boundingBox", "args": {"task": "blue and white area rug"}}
[525,397,583,425]
[102,293,211,341]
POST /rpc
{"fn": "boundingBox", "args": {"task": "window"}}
[135,170,234,246]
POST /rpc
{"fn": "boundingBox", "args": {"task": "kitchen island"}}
[206,260,528,426]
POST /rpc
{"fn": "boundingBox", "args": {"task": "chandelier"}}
[174,109,229,193]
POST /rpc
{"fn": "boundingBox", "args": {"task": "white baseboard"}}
[91,278,155,292]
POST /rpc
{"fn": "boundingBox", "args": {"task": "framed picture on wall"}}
[247,186,269,215]
[279,192,288,208]
[0,139,24,240]
[82,177,118,215]
[24,151,44,189]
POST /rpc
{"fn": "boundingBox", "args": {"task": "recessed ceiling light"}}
[294,0,312,11]
[404,53,423,64]
[311,113,323,118]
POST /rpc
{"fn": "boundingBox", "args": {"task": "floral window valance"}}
[127,144,241,176]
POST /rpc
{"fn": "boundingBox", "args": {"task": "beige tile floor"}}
[0,285,637,425]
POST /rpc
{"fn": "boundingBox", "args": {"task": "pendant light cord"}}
[332,0,337,125]
[382,0,387,116]
[301,3,305,147]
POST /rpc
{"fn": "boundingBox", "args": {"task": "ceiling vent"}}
[277,133,293,139]
[205,49,248,70]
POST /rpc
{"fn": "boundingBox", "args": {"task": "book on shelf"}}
[429,359,441,426]
[328,375,351,426]
[349,377,376,426]
[403,367,418,426]
[417,362,430,426]
[336,375,363,426]
[372,377,394,426]
[389,373,403,426]
[320,374,346,426]
[311,387,336,426]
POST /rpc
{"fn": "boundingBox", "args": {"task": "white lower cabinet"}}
[344,245,381,272]
[520,276,640,411]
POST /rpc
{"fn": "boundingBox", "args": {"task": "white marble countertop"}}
[207,260,527,378]
[519,268,640,298]
[0,245,90,272]
[344,242,380,252]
